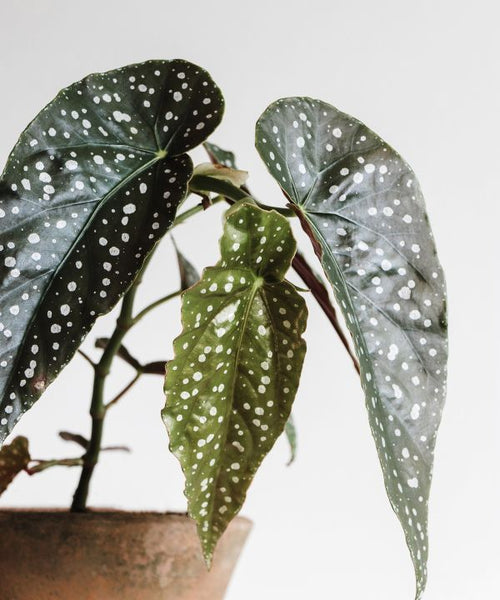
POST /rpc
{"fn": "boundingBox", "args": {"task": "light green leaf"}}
[0,436,30,495]
[256,98,447,599]
[163,202,307,564]
[0,59,224,444]
[192,162,248,190]
[284,415,297,466]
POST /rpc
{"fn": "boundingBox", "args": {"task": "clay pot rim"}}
[0,508,252,526]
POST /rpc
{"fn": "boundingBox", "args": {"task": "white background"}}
[1,2,499,598]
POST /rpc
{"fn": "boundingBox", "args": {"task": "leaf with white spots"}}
[203,141,237,169]
[0,436,30,495]
[0,59,224,444]
[163,202,307,564]
[256,98,447,599]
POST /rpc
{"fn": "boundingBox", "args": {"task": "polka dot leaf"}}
[163,202,307,565]
[203,141,238,169]
[256,98,447,599]
[0,436,30,496]
[0,59,224,444]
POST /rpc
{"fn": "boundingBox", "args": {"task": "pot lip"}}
[0,508,252,526]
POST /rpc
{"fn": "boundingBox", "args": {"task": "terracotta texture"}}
[0,510,251,600]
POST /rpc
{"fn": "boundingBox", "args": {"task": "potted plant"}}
[0,58,447,599]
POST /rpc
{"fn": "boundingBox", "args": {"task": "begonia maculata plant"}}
[0,59,447,599]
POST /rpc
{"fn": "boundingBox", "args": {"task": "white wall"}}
[1,1,499,598]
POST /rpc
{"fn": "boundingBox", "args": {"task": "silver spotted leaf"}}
[256,98,447,599]
[0,59,224,444]
[203,141,237,168]
[0,436,30,495]
[163,202,307,564]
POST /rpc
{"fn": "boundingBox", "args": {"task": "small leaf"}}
[172,238,201,290]
[163,202,307,564]
[0,59,224,444]
[192,162,249,190]
[203,141,238,169]
[0,436,30,495]
[59,431,89,449]
[256,98,447,599]
[284,415,297,466]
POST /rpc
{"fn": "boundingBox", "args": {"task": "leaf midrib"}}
[203,274,262,548]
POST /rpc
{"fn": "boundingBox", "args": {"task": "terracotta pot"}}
[0,510,251,600]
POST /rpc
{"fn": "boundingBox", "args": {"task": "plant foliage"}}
[163,202,307,563]
[0,59,223,443]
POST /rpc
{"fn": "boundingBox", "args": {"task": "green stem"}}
[70,255,149,512]
[105,372,142,411]
[131,289,182,325]
[173,195,225,227]
[189,174,295,217]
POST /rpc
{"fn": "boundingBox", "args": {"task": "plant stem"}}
[105,372,141,411]
[292,252,360,374]
[94,338,166,374]
[173,195,225,226]
[70,256,148,512]
[131,289,182,325]
[27,458,83,475]
[189,174,294,217]
[77,349,95,367]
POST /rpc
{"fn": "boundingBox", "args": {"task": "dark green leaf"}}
[163,202,307,564]
[256,98,447,599]
[0,59,224,444]
[0,436,30,495]
[284,415,297,466]
[172,238,200,290]
[203,141,237,169]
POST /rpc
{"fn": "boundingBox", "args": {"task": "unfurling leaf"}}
[172,238,201,290]
[0,436,30,495]
[192,162,249,190]
[0,59,224,445]
[256,98,447,599]
[163,202,307,564]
